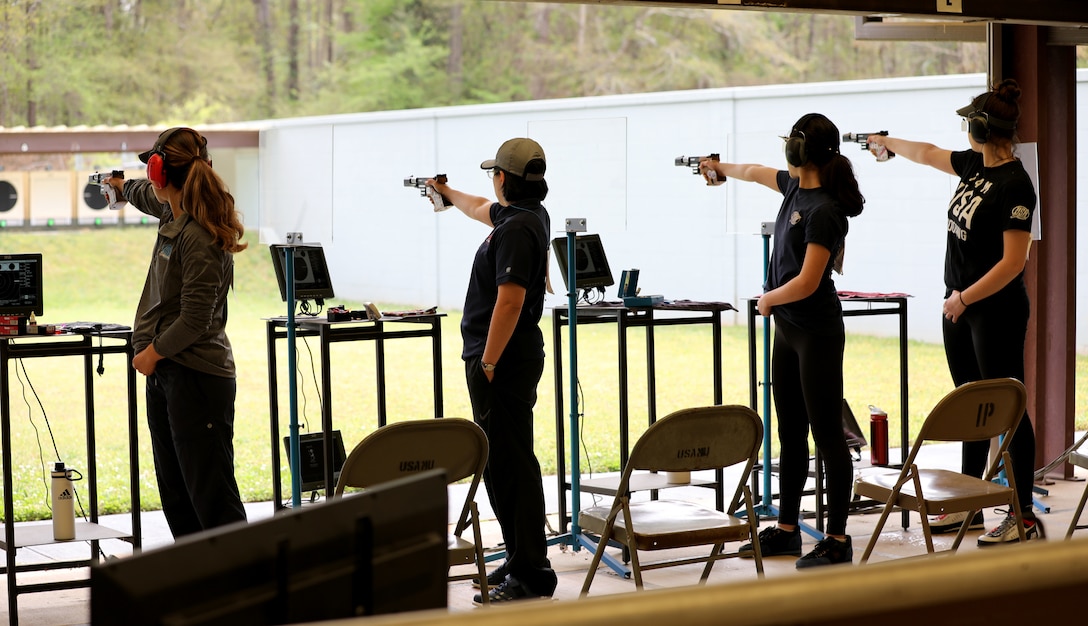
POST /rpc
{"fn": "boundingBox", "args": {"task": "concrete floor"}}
[4,440,1087,625]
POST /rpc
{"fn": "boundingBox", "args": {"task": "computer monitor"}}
[0,253,43,317]
[551,233,614,291]
[91,470,449,625]
[283,430,348,493]
[269,244,336,303]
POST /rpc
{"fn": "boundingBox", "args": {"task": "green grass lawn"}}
[3,227,1087,521]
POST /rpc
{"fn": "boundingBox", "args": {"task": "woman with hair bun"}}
[106,127,249,537]
[700,112,865,568]
[867,79,1042,544]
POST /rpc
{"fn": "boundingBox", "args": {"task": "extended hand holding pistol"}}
[675,153,723,185]
[88,170,126,210]
[404,174,452,212]
[842,131,895,162]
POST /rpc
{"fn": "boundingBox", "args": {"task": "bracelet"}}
[958,292,968,307]
[481,362,496,373]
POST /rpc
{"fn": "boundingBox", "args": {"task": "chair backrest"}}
[335,418,487,492]
[916,378,1027,444]
[627,404,761,477]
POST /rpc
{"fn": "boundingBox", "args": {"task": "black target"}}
[0,181,17,213]
[82,183,109,210]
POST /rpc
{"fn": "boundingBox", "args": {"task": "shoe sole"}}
[930,523,985,535]
[472,594,553,605]
[739,549,802,559]
[977,526,1040,546]
[977,532,1038,546]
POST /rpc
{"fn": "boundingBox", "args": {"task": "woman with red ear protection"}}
[866,79,1042,545]
[700,112,865,568]
[106,126,249,537]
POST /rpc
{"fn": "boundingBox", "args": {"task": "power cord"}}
[576,378,603,508]
[15,359,104,557]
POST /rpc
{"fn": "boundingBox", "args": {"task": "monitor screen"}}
[269,244,335,303]
[91,470,449,625]
[283,430,348,493]
[0,253,44,316]
[552,233,614,291]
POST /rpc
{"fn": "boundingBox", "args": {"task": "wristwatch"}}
[481,362,497,373]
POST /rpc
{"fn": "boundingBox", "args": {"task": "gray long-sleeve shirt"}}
[124,179,236,378]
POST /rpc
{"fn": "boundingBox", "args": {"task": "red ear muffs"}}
[144,127,182,190]
[147,151,168,189]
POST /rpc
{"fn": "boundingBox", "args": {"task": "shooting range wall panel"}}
[257,71,1088,349]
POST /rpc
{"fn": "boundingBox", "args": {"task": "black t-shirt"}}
[460,201,551,360]
[946,150,1036,298]
[766,171,847,331]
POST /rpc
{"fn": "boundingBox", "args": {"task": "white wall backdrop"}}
[253,71,1088,351]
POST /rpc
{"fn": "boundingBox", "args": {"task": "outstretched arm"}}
[867,135,955,176]
[429,179,494,226]
[701,159,780,192]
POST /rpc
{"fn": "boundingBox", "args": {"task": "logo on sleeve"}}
[1010,206,1030,221]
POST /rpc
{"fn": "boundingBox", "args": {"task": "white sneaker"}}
[977,511,1045,546]
[928,510,985,534]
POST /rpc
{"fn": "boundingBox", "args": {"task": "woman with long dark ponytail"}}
[700,112,864,567]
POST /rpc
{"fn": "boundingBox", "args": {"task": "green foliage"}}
[0,1,998,127]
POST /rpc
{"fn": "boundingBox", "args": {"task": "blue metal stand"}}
[751,224,823,540]
[484,219,629,577]
[556,220,630,577]
[284,246,302,509]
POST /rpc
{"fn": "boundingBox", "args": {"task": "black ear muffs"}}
[146,127,181,190]
[959,92,1017,145]
[967,112,991,144]
[784,131,808,167]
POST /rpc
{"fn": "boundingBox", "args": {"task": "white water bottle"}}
[51,462,77,541]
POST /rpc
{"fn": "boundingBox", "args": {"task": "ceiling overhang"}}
[504,1,1088,31]
[0,127,260,155]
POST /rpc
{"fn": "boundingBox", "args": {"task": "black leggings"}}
[942,288,1036,512]
[771,315,852,536]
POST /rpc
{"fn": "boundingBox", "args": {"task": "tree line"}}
[0,1,1075,130]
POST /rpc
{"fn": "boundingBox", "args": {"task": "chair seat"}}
[581,500,751,552]
[855,468,1014,515]
[448,534,476,565]
[1069,445,1088,471]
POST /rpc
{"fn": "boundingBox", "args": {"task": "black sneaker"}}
[472,575,550,604]
[472,562,508,589]
[796,535,853,568]
[739,526,802,558]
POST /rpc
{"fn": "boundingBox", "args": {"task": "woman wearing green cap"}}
[429,137,557,602]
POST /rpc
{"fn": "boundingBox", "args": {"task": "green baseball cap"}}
[480,138,546,181]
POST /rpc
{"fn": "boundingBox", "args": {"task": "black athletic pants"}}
[942,288,1036,512]
[465,354,557,595]
[146,360,248,538]
[771,315,853,536]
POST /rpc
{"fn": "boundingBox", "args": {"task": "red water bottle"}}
[868,405,889,466]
